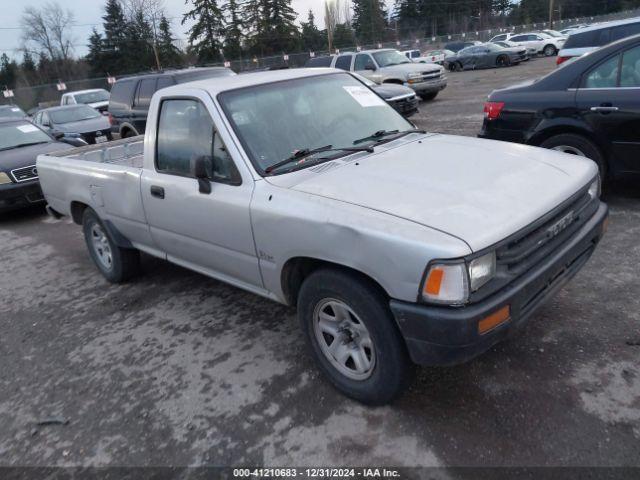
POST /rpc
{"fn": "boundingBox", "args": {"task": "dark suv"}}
[108,67,236,138]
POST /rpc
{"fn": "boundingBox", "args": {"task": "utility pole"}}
[549,0,555,29]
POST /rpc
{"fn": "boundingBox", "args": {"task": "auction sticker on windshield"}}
[343,86,387,107]
[17,125,39,133]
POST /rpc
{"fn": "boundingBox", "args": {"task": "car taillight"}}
[483,101,504,121]
[556,56,570,65]
[107,113,114,125]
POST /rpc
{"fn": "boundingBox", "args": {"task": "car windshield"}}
[0,122,50,151]
[49,106,101,124]
[544,30,563,37]
[0,106,26,119]
[219,73,412,174]
[372,50,412,67]
[485,44,502,51]
[73,90,110,104]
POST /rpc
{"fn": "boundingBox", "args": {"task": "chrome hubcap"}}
[91,223,113,270]
[551,145,586,157]
[313,299,375,381]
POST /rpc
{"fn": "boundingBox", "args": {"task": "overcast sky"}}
[0,0,392,61]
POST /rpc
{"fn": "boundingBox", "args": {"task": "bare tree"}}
[120,0,166,69]
[21,1,75,61]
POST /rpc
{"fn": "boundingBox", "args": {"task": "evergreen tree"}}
[157,15,183,67]
[244,0,299,55]
[86,28,106,75]
[333,23,356,48]
[223,0,244,60]
[126,10,156,70]
[102,0,128,73]
[182,0,225,63]
[0,54,18,89]
[300,9,326,51]
[352,0,388,44]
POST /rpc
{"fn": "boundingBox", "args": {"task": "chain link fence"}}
[4,7,640,111]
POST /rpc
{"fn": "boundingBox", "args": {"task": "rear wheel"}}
[543,44,557,56]
[82,208,140,283]
[540,133,606,179]
[448,61,461,72]
[298,268,412,405]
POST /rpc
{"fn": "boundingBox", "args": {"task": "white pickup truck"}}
[37,69,608,404]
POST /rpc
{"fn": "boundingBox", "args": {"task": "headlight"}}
[421,252,497,305]
[0,172,12,185]
[468,252,496,291]
[64,133,83,138]
[588,176,600,199]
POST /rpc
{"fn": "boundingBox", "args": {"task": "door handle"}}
[590,106,619,113]
[150,185,165,199]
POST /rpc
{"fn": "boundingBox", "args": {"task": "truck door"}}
[140,94,263,290]
[576,44,640,176]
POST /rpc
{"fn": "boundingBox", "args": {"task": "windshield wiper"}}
[265,145,374,174]
[353,128,426,146]
[0,141,49,151]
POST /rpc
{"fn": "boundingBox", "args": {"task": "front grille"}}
[470,188,598,303]
[11,165,38,183]
[392,96,419,113]
[421,71,442,81]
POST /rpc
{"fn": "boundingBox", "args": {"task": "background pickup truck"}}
[37,69,608,405]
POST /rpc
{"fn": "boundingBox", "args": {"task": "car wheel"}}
[419,92,438,101]
[298,268,412,405]
[82,208,140,283]
[496,55,510,67]
[540,133,606,179]
[448,62,460,72]
[543,44,557,56]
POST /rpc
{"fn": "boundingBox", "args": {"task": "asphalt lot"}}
[1,57,639,472]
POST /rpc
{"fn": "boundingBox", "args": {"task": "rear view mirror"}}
[194,156,212,195]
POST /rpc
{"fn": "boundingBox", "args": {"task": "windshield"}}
[372,50,411,67]
[49,105,101,124]
[544,30,563,37]
[74,90,110,104]
[0,106,26,119]
[484,44,502,51]
[219,73,412,174]
[0,122,51,150]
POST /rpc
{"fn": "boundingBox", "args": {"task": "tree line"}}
[2,0,640,93]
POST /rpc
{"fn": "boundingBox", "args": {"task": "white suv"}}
[508,32,565,56]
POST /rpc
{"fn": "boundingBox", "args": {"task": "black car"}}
[0,105,27,119]
[446,44,527,71]
[33,105,113,145]
[109,67,236,138]
[0,118,75,213]
[479,33,640,182]
[305,56,419,117]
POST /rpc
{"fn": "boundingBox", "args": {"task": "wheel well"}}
[281,257,389,307]
[70,201,89,225]
[528,125,603,151]
[382,79,404,85]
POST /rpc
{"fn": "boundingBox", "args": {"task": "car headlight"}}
[588,176,600,199]
[0,172,12,185]
[64,132,83,138]
[421,252,496,305]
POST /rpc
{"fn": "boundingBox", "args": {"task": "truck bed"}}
[47,136,145,169]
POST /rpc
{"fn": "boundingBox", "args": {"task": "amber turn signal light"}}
[478,305,511,335]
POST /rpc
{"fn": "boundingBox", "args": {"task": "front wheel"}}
[82,208,140,283]
[298,268,412,405]
[496,55,510,67]
[543,44,557,57]
[419,92,438,101]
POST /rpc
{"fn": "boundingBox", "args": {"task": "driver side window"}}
[354,54,375,71]
[156,98,240,184]
[583,55,620,88]
[620,45,640,87]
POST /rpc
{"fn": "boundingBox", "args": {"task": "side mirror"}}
[194,156,212,195]
[365,64,376,71]
[52,130,64,140]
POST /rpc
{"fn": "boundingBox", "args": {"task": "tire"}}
[419,92,438,101]
[543,44,557,57]
[496,55,510,67]
[82,208,140,283]
[448,62,460,72]
[298,268,412,405]
[540,133,606,179]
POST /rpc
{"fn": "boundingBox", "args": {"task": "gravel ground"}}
[1,57,639,473]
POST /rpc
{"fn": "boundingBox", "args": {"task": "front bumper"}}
[390,202,608,366]
[388,94,419,117]
[0,180,45,212]
[406,77,447,94]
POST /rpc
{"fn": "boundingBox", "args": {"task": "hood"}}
[0,141,71,174]
[372,83,415,99]
[287,134,597,252]
[53,116,110,134]
[382,63,441,76]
